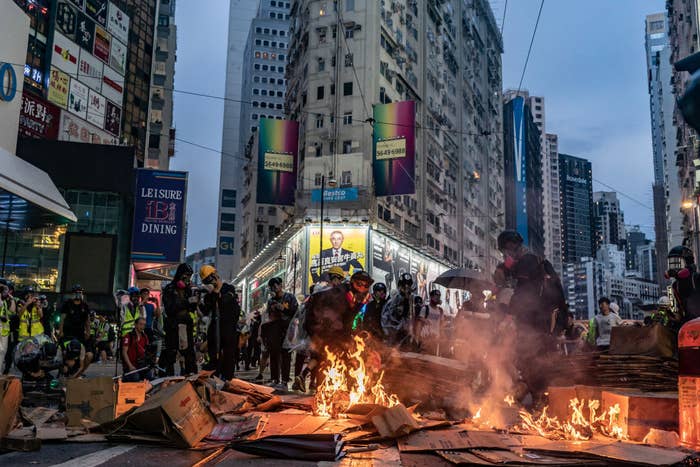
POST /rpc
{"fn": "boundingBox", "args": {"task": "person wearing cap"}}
[265,277,298,389]
[201,264,240,380]
[327,266,346,287]
[382,272,417,348]
[160,263,198,376]
[59,285,90,344]
[18,288,44,340]
[360,282,387,340]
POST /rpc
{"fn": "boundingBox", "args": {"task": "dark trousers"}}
[159,322,197,376]
[208,331,237,381]
[268,345,282,382]
[3,338,17,374]
[246,339,261,369]
[294,350,305,377]
[280,349,291,383]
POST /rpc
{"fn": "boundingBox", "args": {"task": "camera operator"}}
[122,317,151,382]
[19,288,44,340]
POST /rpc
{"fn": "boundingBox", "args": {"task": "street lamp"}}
[682,200,695,209]
[318,175,337,280]
[276,246,298,294]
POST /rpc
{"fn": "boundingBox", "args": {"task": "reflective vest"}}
[0,300,10,337]
[189,311,198,338]
[122,305,139,336]
[97,320,110,342]
[19,306,44,338]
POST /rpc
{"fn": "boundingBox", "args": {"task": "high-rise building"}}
[559,153,594,263]
[146,0,177,169]
[502,93,544,256]
[546,133,563,275]
[625,225,651,273]
[637,241,657,282]
[667,1,700,255]
[645,13,680,287]
[285,0,504,272]
[215,0,266,281]
[561,257,605,320]
[593,191,626,251]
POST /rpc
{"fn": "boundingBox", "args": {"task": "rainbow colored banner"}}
[372,101,416,196]
[256,118,299,206]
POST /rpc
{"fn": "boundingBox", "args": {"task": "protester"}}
[60,338,93,378]
[121,287,144,337]
[19,288,44,340]
[265,277,298,388]
[94,314,112,364]
[261,307,286,389]
[562,312,585,355]
[417,289,444,355]
[159,263,198,376]
[593,297,622,351]
[0,284,16,372]
[60,285,90,344]
[327,266,346,288]
[122,317,150,382]
[347,271,374,328]
[246,310,262,371]
[2,283,19,374]
[140,288,155,339]
[201,265,240,380]
[38,295,52,339]
[359,282,387,339]
[150,300,165,360]
[382,273,417,348]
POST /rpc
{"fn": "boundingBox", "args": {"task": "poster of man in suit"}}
[309,227,367,284]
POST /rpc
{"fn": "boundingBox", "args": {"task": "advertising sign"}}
[19,92,60,140]
[308,225,367,284]
[77,49,103,92]
[311,187,358,203]
[56,1,78,40]
[131,169,188,265]
[285,230,305,298]
[107,2,129,44]
[59,110,118,145]
[109,38,127,75]
[93,25,111,63]
[48,67,70,108]
[372,100,416,196]
[85,0,107,26]
[68,78,89,119]
[76,12,95,52]
[104,99,121,136]
[512,96,529,245]
[101,64,123,104]
[256,118,299,206]
[52,32,79,76]
[86,89,105,128]
[218,236,235,256]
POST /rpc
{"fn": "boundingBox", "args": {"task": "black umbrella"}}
[433,268,493,291]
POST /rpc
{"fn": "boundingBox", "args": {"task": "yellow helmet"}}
[199,264,217,280]
[328,266,345,279]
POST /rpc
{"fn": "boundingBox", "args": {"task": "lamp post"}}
[318,175,337,280]
[277,246,298,295]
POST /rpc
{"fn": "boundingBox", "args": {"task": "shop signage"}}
[219,236,235,256]
[311,187,358,203]
[19,92,60,139]
[0,62,17,102]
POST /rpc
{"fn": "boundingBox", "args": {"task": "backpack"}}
[539,259,569,332]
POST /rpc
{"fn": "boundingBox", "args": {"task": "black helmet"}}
[372,282,387,293]
[268,277,283,288]
[497,230,524,251]
[398,272,413,287]
[350,270,373,284]
[173,263,194,281]
[668,245,695,275]
[71,284,84,293]
[64,339,82,359]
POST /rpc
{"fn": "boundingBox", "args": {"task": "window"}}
[271,41,277,47]
[254,64,260,70]
[221,189,237,208]
[272,29,277,35]
[345,53,353,66]
[261,77,268,83]
[346,0,354,10]
[271,0,276,6]
[342,140,352,153]
[270,12,275,18]
[261,90,267,96]
[252,114,258,119]
[264,28,270,34]
[262,65,268,71]
[277,13,283,19]
[315,143,322,157]
[341,170,352,186]
[343,112,352,125]
[255,51,261,58]
[314,173,322,185]
[253,76,260,82]
[345,29,354,39]
[319,2,326,16]
[315,114,324,128]
[252,101,259,107]
[277,91,283,97]
[255,39,261,45]
[279,54,285,61]
[268,207,277,216]
[263,40,269,46]
[256,27,262,33]
[343,82,353,96]
[260,102,267,108]
[317,86,325,100]
[220,213,236,231]
[280,31,286,36]
[158,15,169,26]
[277,79,284,84]
[276,103,283,109]
[149,134,160,149]
[330,84,335,95]
[277,66,284,72]
[318,28,327,43]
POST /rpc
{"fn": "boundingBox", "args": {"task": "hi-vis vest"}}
[19,306,43,338]
[121,305,139,336]
[0,300,10,337]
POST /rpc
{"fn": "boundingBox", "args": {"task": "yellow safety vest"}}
[122,306,139,336]
[189,311,198,338]
[97,321,110,342]
[19,306,43,338]
[0,300,10,337]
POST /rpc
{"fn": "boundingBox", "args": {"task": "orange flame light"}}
[313,335,400,418]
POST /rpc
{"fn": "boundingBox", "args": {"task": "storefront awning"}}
[0,146,77,229]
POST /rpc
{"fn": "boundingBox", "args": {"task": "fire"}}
[473,408,482,420]
[518,398,626,441]
[504,395,515,407]
[313,335,400,418]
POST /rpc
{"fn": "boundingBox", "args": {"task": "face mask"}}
[176,281,186,289]
[202,284,215,293]
[504,256,517,270]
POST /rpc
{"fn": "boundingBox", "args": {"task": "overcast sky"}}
[172,0,664,254]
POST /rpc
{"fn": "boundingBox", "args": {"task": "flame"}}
[473,408,482,420]
[504,395,515,407]
[313,335,400,418]
[518,398,627,441]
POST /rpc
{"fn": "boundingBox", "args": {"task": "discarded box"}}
[115,381,148,418]
[547,385,639,422]
[0,376,22,438]
[602,390,678,441]
[127,381,216,448]
[66,377,115,426]
[609,324,676,358]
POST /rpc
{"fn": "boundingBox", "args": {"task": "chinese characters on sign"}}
[19,92,60,139]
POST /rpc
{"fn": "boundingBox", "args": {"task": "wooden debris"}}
[371,403,419,438]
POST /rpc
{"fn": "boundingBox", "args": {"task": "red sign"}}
[19,92,61,140]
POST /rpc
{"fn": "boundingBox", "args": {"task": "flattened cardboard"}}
[0,376,22,438]
[66,377,115,426]
[398,428,521,452]
[115,381,147,418]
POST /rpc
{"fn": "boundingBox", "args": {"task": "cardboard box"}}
[547,385,639,422]
[127,381,216,448]
[609,324,676,358]
[115,382,148,418]
[0,376,22,438]
[602,390,679,441]
[66,377,115,427]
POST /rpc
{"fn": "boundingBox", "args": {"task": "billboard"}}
[512,96,529,245]
[308,225,367,284]
[107,2,129,44]
[86,89,105,128]
[93,25,110,63]
[372,100,416,196]
[68,78,89,119]
[285,230,305,298]
[256,118,298,206]
[131,169,188,265]
[59,110,117,145]
[52,32,79,76]
[19,92,60,140]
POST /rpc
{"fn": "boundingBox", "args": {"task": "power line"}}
[592,177,654,212]
[515,0,544,95]
[500,0,508,33]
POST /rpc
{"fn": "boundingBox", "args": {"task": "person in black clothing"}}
[361,282,388,340]
[246,310,262,370]
[261,308,286,388]
[59,285,90,345]
[159,263,198,376]
[265,277,298,387]
[493,230,567,404]
[201,265,240,381]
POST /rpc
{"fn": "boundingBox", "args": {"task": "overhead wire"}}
[515,0,544,95]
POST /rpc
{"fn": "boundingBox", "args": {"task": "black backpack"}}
[539,259,569,332]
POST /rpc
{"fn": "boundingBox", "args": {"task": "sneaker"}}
[253,373,264,383]
[292,375,306,392]
[277,381,289,391]
[267,380,279,387]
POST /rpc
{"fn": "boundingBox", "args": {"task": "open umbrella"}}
[433,268,493,291]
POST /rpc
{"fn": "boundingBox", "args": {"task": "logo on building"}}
[0,63,17,102]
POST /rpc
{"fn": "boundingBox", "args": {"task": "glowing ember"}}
[313,335,400,418]
[473,408,482,420]
[518,398,626,441]
[504,395,515,407]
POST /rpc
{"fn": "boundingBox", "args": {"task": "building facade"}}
[215,0,263,281]
[625,225,650,273]
[284,0,504,273]
[502,93,544,256]
[593,191,626,251]
[545,133,562,275]
[146,0,177,169]
[559,153,594,263]
[562,257,605,320]
[185,246,216,285]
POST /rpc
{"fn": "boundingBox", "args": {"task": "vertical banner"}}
[373,100,416,196]
[256,118,298,206]
[308,226,367,285]
[512,96,529,245]
[131,169,188,265]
